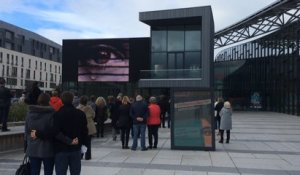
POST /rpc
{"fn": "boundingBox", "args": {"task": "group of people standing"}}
[23,82,168,175]
[214,97,233,144]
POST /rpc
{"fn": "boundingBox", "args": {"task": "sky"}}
[0,0,277,45]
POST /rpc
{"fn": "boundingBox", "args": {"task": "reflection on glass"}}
[151,27,167,51]
[185,25,201,51]
[173,90,212,149]
[168,26,184,51]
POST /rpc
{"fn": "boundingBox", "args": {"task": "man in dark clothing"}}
[53,91,88,175]
[130,95,149,151]
[215,97,224,134]
[25,81,42,105]
[0,78,12,132]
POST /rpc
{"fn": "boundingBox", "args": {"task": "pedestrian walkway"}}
[0,112,300,175]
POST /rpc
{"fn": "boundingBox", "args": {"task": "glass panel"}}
[176,53,184,69]
[185,25,201,51]
[173,90,213,149]
[185,52,201,69]
[151,53,167,78]
[168,53,175,69]
[151,27,167,51]
[168,26,184,51]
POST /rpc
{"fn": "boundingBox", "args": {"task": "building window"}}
[29,59,31,68]
[4,42,13,50]
[50,64,52,72]
[21,68,23,78]
[33,71,36,79]
[2,65,4,76]
[0,52,2,63]
[55,65,57,73]
[46,73,48,81]
[35,61,37,69]
[185,25,201,51]
[16,56,18,65]
[7,54,9,64]
[21,57,24,67]
[151,26,167,51]
[5,31,13,40]
[26,69,30,79]
[40,62,42,70]
[44,63,46,71]
[40,72,42,81]
[12,67,17,77]
[11,55,14,65]
[6,66,9,76]
[167,26,184,52]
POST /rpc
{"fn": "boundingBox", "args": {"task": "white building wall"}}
[0,47,62,92]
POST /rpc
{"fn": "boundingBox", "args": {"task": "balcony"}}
[139,69,204,88]
[140,69,202,80]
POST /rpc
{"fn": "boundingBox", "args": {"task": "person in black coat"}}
[52,91,88,175]
[25,81,41,105]
[117,96,132,149]
[0,78,12,132]
[214,97,224,135]
[95,96,107,138]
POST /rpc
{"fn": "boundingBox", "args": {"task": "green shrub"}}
[8,103,28,122]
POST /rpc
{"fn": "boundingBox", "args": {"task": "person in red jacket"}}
[147,96,161,149]
[49,91,63,111]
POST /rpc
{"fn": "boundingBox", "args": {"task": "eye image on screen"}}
[78,41,129,82]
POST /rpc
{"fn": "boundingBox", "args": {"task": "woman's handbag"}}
[15,154,30,175]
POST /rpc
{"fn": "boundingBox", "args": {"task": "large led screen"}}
[77,40,129,82]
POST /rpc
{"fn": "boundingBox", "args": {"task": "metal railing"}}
[140,69,202,79]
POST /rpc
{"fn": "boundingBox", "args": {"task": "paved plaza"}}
[0,112,300,175]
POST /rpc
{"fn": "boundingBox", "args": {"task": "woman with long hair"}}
[95,96,107,138]
[77,95,97,160]
[117,96,132,149]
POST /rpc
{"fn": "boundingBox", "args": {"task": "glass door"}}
[167,52,184,78]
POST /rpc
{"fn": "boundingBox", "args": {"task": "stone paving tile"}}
[2,112,300,175]
[175,170,207,175]
[143,169,175,175]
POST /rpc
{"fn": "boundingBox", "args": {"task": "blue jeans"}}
[55,150,81,175]
[132,124,146,150]
[29,157,54,175]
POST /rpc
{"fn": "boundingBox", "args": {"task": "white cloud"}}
[1,0,277,45]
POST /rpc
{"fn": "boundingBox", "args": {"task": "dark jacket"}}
[53,104,88,153]
[25,105,55,158]
[0,85,12,107]
[117,103,132,128]
[215,102,224,119]
[109,101,121,127]
[95,105,107,123]
[130,101,149,124]
[25,87,41,105]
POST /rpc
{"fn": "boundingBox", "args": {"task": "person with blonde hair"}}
[219,101,232,143]
[77,95,97,160]
[116,96,132,149]
[95,96,107,138]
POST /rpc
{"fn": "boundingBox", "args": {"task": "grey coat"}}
[219,107,232,130]
[25,105,55,158]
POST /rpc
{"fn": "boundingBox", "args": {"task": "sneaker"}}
[131,148,137,151]
[141,147,148,151]
[124,146,130,149]
[153,146,157,149]
[147,146,152,149]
